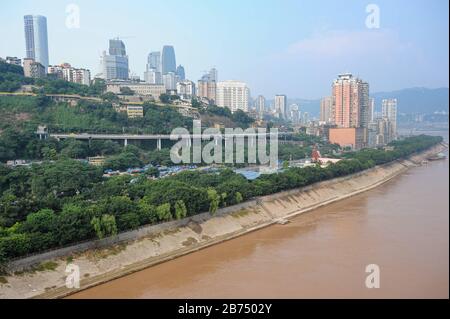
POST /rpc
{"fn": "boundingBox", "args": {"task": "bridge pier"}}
[124,139,128,147]
[157,138,162,151]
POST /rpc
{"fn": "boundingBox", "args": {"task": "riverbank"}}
[0,143,446,299]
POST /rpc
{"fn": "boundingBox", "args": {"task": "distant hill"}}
[371,87,449,114]
[277,87,449,117]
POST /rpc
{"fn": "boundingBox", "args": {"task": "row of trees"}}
[0,135,442,263]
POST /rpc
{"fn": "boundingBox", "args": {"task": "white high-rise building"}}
[145,51,162,84]
[320,96,333,124]
[176,80,196,98]
[144,69,162,84]
[216,80,250,113]
[369,97,375,123]
[275,95,288,119]
[382,98,398,140]
[163,72,176,90]
[255,95,266,119]
[290,104,300,124]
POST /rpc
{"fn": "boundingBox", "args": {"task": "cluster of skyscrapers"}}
[142,46,185,90]
[7,14,398,143]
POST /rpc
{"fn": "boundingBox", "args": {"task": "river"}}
[70,133,449,299]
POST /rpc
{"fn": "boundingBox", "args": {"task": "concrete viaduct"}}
[49,132,291,150]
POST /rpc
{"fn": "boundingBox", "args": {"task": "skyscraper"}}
[209,68,218,82]
[101,39,129,80]
[290,104,300,124]
[163,72,176,90]
[161,45,176,75]
[332,73,369,128]
[255,95,266,119]
[197,69,218,103]
[275,95,287,119]
[176,65,185,81]
[329,73,370,149]
[147,52,161,71]
[216,80,250,113]
[382,98,398,141]
[144,51,162,84]
[320,96,333,124]
[109,39,126,56]
[369,97,375,123]
[24,15,49,69]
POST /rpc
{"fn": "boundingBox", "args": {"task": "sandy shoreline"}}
[0,143,447,299]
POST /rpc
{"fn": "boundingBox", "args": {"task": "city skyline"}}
[0,0,448,99]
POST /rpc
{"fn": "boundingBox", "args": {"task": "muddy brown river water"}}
[70,137,449,299]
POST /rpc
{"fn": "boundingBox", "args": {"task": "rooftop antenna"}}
[114,36,136,40]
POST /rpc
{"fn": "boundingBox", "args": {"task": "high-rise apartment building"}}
[163,72,177,90]
[197,69,217,103]
[23,58,45,78]
[290,104,300,124]
[101,39,129,80]
[369,97,375,123]
[332,73,369,128]
[216,80,250,113]
[274,95,287,119]
[329,73,370,150]
[48,63,91,85]
[144,51,162,84]
[176,80,196,98]
[255,95,266,119]
[320,96,333,124]
[24,15,49,69]
[382,98,398,141]
[161,45,176,75]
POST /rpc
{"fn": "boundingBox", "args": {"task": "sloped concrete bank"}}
[0,143,446,299]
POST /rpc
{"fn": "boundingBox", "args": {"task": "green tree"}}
[207,188,220,215]
[21,208,57,234]
[235,192,243,204]
[41,147,57,160]
[156,203,172,221]
[137,199,157,225]
[174,200,187,220]
[145,167,160,178]
[91,214,117,240]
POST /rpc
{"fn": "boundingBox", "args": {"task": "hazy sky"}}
[0,0,448,99]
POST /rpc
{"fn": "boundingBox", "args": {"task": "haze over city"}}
[0,0,448,99]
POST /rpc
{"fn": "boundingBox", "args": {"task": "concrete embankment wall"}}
[2,143,446,299]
